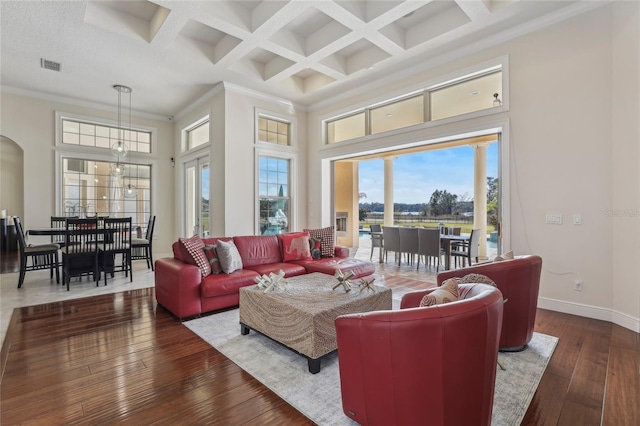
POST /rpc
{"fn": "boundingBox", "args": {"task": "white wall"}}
[306,3,640,331]
[0,92,176,254]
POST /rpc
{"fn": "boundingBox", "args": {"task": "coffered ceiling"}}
[1,1,605,118]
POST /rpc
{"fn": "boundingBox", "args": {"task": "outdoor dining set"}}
[368,225,481,271]
[13,215,155,290]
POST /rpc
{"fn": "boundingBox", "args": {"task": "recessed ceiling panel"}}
[178,20,241,64]
[321,39,391,75]
[287,68,336,93]
[234,48,296,81]
[270,8,351,57]
[335,0,402,23]
[84,0,170,43]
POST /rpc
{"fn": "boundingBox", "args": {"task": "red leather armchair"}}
[437,255,542,351]
[335,283,503,426]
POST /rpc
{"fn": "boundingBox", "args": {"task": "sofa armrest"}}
[334,245,349,258]
[154,257,203,319]
[400,288,437,309]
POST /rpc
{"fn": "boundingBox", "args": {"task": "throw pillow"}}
[203,244,222,274]
[309,237,322,259]
[281,232,312,261]
[459,273,496,287]
[216,239,243,274]
[179,235,211,278]
[494,250,514,261]
[304,226,335,257]
[419,278,459,307]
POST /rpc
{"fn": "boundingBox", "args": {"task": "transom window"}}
[62,119,151,153]
[258,156,290,235]
[186,119,210,150]
[325,67,503,144]
[258,116,290,145]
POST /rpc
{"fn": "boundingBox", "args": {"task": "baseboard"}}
[538,297,640,333]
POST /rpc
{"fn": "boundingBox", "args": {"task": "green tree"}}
[428,189,458,216]
[487,177,499,226]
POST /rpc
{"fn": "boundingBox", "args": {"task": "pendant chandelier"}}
[111,84,137,198]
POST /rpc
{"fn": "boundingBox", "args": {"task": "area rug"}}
[185,306,557,426]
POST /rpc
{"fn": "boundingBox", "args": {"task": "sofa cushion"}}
[294,257,375,279]
[494,250,515,261]
[420,278,459,307]
[233,235,282,267]
[304,226,335,258]
[201,269,260,298]
[280,232,312,261]
[245,262,307,277]
[178,235,211,277]
[203,244,222,274]
[216,240,243,274]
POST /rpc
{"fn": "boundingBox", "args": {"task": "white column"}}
[383,157,395,227]
[473,143,489,259]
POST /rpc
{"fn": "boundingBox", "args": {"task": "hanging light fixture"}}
[122,85,137,198]
[111,84,131,157]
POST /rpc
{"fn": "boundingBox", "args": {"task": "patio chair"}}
[417,227,444,271]
[382,226,400,265]
[14,217,60,288]
[369,224,382,261]
[451,228,481,268]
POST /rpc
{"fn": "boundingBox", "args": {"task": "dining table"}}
[439,234,470,270]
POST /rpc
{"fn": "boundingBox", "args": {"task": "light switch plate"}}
[573,214,582,225]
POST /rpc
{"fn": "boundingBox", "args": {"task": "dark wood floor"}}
[1,276,638,425]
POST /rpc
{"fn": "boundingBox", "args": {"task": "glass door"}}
[184,156,210,237]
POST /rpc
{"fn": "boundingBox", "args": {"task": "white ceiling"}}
[1,1,604,119]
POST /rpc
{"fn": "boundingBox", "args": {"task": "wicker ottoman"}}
[239,272,392,373]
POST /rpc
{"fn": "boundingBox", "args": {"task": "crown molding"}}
[171,82,226,122]
[222,82,306,112]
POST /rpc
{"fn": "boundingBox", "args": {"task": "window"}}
[61,119,151,153]
[258,157,290,235]
[61,158,151,231]
[186,119,209,150]
[324,65,504,144]
[258,116,290,145]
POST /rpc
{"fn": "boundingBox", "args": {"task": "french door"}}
[184,156,210,237]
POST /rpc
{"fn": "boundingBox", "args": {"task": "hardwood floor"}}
[1,278,639,425]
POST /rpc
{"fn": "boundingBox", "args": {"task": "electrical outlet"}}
[574,280,583,291]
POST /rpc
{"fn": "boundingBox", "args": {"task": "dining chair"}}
[50,216,68,248]
[101,217,133,285]
[451,229,481,268]
[399,227,419,265]
[417,228,444,271]
[13,217,60,288]
[131,215,155,270]
[382,226,400,265]
[62,218,99,291]
[369,223,382,261]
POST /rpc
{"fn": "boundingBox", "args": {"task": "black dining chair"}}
[62,218,100,291]
[131,215,155,270]
[101,217,133,285]
[13,217,60,288]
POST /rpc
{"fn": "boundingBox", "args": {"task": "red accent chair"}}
[437,255,542,351]
[335,283,503,426]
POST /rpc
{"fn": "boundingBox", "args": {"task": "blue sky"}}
[358,143,498,204]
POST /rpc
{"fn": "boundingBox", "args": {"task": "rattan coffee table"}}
[239,272,391,373]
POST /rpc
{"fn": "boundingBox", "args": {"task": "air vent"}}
[40,59,62,72]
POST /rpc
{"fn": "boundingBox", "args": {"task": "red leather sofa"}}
[335,283,503,426]
[437,255,542,351]
[154,235,375,320]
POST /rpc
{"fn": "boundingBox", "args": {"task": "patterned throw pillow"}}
[203,244,222,274]
[309,237,322,259]
[304,226,335,258]
[216,239,243,274]
[179,235,211,278]
[281,232,312,262]
[419,278,459,307]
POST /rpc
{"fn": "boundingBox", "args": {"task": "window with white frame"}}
[57,113,154,233]
[258,156,290,235]
[325,67,503,144]
[257,115,291,146]
[185,118,210,151]
[61,118,151,153]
